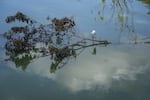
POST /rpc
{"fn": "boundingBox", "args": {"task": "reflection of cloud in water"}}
[120,34,148,44]
[15,45,150,92]
[135,20,149,24]
[54,45,150,92]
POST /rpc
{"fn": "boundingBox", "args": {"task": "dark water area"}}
[0,0,150,100]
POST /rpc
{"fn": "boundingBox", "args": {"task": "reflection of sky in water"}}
[0,0,150,99]
[0,0,150,42]
[23,45,150,92]
[1,44,150,99]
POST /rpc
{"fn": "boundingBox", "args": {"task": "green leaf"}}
[100,16,104,21]
[92,47,96,55]
[147,11,150,14]
[50,60,62,73]
[112,0,115,3]
[101,0,106,3]
[118,14,124,22]
[98,11,101,15]
[72,49,76,58]
[13,54,33,71]
[50,62,58,73]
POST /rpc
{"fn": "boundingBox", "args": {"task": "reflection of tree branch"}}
[98,0,134,33]
[3,12,149,73]
[74,42,110,51]
[144,41,150,44]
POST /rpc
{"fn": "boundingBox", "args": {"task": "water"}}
[0,0,150,100]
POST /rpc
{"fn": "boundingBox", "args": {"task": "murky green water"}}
[0,0,150,100]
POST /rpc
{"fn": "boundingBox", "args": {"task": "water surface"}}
[0,0,150,100]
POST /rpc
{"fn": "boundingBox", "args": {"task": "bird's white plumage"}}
[90,30,96,35]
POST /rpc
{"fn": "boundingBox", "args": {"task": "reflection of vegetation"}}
[138,0,150,14]
[96,0,134,32]
[92,47,97,55]
[96,0,137,43]
[3,11,150,73]
[4,12,111,73]
[138,0,150,5]
[10,53,33,70]
[96,0,150,43]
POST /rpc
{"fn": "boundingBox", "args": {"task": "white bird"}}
[90,30,96,35]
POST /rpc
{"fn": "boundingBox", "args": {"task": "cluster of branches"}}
[5,12,34,24]
[4,12,110,73]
